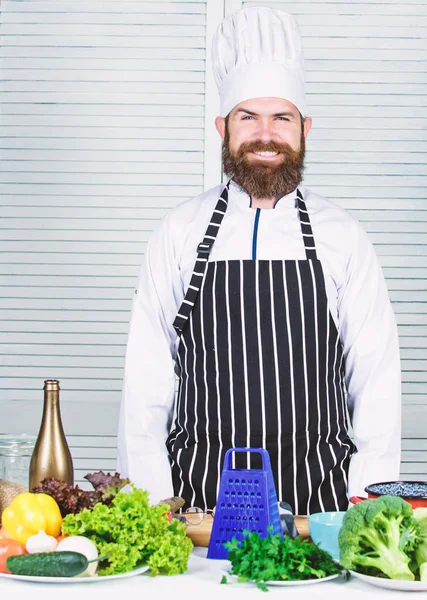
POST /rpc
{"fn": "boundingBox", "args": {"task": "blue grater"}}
[207,447,283,560]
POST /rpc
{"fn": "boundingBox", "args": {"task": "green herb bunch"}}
[61,486,193,576]
[223,529,342,591]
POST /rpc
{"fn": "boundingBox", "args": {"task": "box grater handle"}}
[223,447,272,471]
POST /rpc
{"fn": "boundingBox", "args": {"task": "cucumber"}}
[6,551,89,577]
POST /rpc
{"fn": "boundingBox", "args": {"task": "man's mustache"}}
[236,140,294,156]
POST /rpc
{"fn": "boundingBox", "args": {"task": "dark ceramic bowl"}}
[350,480,427,509]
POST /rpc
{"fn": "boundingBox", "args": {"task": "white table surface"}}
[0,546,416,600]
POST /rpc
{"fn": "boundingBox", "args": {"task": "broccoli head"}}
[338,495,422,580]
[413,507,427,580]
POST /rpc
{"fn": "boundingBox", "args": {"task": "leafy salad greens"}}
[61,486,193,576]
[33,471,131,516]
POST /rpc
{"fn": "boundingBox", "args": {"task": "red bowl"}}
[349,480,427,509]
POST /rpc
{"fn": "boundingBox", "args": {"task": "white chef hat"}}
[212,6,306,118]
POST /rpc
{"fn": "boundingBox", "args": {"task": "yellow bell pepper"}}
[1,492,62,545]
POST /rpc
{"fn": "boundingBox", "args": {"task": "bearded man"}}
[117,7,401,516]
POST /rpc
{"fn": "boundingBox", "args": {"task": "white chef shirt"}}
[117,181,402,507]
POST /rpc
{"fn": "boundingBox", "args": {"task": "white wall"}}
[1,0,426,486]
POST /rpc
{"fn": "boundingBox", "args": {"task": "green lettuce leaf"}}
[61,486,193,576]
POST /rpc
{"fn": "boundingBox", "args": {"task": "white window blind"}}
[2,0,426,486]
[0,0,210,486]
[236,0,427,479]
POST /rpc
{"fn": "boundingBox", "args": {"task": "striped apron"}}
[166,183,356,515]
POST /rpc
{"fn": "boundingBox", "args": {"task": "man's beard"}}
[222,127,306,199]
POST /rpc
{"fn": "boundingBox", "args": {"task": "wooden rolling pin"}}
[184,515,310,547]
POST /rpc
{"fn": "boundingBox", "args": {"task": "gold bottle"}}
[29,380,74,490]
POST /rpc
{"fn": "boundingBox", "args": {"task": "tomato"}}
[56,534,69,542]
[0,539,27,574]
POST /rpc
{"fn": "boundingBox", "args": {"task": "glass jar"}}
[0,434,37,487]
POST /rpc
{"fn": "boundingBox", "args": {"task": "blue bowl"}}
[308,511,345,561]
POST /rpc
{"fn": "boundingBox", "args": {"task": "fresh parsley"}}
[223,528,343,591]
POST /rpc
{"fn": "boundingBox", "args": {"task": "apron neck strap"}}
[173,182,230,334]
[297,188,318,260]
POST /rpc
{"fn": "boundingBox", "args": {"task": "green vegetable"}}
[224,528,342,591]
[6,551,88,577]
[338,495,422,581]
[61,486,193,576]
[413,507,427,580]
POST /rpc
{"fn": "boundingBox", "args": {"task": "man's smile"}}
[249,150,281,161]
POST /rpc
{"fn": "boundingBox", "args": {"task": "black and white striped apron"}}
[166,183,356,515]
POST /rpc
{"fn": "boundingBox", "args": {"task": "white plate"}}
[0,564,150,584]
[192,547,209,559]
[222,569,342,586]
[349,570,427,592]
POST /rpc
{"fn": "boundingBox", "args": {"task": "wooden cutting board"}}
[185,515,309,547]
